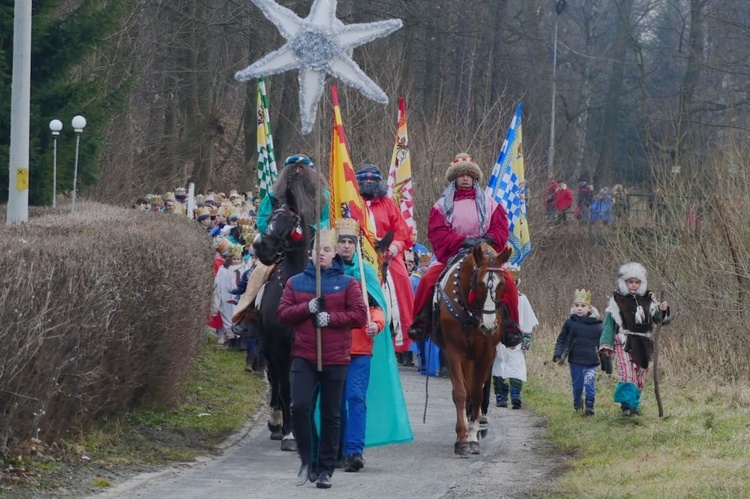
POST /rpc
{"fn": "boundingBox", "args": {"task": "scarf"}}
[439,180,488,235]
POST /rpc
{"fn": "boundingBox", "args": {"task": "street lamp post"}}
[49,119,62,208]
[70,115,86,213]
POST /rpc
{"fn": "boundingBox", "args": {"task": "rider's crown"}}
[573,289,592,306]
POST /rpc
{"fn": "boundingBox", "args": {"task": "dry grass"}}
[0,201,214,452]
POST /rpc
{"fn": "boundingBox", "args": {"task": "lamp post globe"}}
[71,115,87,212]
[49,119,63,135]
[50,119,63,208]
[72,115,86,132]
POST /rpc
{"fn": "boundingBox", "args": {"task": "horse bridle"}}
[464,250,504,319]
[264,207,301,263]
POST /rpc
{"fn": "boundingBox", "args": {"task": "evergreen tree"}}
[0,0,131,205]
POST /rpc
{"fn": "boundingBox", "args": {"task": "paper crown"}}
[314,228,337,248]
[237,215,254,227]
[573,289,592,306]
[504,263,521,280]
[227,244,243,258]
[217,206,233,218]
[228,208,241,220]
[172,203,186,215]
[215,238,231,256]
[163,191,176,202]
[208,206,219,216]
[149,195,162,205]
[335,218,360,241]
[418,252,432,265]
[195,206,211,219]
[175,187,187,195]
[229,189,239,198]
[196,193,205,202]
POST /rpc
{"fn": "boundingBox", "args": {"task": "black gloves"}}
[462,236,494,249]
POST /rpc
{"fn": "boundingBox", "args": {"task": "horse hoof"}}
[454,442,470,456]
[280,438,297,452]
[469,441,480,454]
[268,422,282,434]
[270,431,283,441]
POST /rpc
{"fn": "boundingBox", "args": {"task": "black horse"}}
[252,193,310,452]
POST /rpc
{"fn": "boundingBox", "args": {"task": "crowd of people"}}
[544,177,630,226]
[133,155,671,490]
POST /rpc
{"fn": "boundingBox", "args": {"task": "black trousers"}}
[291,357,348,475]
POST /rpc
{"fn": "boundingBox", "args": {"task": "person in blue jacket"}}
[553,289,603,416]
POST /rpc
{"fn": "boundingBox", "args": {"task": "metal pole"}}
[547,16,559,178]
[6,0,32,225]
[71,133,81,213]
[52,135,58,208]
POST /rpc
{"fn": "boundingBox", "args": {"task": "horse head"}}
[465,243,512,336]
[252,196,307,266]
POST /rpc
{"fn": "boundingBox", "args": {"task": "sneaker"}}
[620,403,632,417]
[511,400,522,410]
[584,408,595,416]
[316,473,332,489]
[574,404,583,412]
[345,453,365,472]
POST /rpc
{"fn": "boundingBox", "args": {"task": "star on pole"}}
[235,0,403,135]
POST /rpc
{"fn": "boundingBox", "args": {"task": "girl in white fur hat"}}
[599,263,670,416]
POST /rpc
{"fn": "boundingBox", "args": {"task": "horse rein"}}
[465,251,504,318]
[264,207,301,263]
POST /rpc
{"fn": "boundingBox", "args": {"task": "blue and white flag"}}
[486,103,530,265]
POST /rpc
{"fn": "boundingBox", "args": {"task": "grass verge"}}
[0,336,264,497]
[525,340,750,498]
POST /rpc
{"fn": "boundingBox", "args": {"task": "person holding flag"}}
[334,218,412,473]
[409,153,518,341]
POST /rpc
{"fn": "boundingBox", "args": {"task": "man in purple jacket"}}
[278,228,367,489]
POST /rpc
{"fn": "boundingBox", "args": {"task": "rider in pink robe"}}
[409,153,518,341]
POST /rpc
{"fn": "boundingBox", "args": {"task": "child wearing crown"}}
[553,288,603,415]
[599,262,670,416]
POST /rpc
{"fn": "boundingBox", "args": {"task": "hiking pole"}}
[315,157,323,372]
[652,290,666,417]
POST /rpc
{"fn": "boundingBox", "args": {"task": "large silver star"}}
[235,0,402,135]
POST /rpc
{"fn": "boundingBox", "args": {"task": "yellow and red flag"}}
[387,96,414,228]
[328,86,378,267]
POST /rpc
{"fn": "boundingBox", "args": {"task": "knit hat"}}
[445,153,483,183]
[356,164,383,181]
[573,289,592,306]
[617,262,648,295]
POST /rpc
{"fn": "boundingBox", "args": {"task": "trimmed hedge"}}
[0,202,213,450]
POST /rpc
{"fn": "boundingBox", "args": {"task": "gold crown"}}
[196,193,205,201]
[573,289,592,306]
[175,187,187,195]
[217,206,233,218]
[227,244,243,258]
[149,195,162,204]
[334,218,360,241]
[195,206,211,218]
[237,216,254,227]
[163,191,176,202]
[208,206,219,216]
[418,252,432,264]
[314,228,337,248]
[229,189,239,198]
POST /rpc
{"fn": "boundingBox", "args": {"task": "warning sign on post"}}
[16,168,29,190]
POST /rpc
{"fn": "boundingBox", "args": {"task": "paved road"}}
[97,367,564,498]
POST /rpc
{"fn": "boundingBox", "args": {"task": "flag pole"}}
[315,155,323,373]
[356,238,371,326]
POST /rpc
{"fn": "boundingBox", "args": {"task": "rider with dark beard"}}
[356,164,415,364]
[256,155,330,234]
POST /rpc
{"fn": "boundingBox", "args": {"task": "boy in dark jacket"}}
[278,228,367,489]
[553,289,603,416]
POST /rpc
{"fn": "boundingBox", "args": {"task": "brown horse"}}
[431,242,515,455]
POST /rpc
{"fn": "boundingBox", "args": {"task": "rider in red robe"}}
[409,153,518,341]
[356,165,415,361]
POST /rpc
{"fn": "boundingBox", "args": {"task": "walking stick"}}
[315,162,323,372]
[652,290,666,417]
